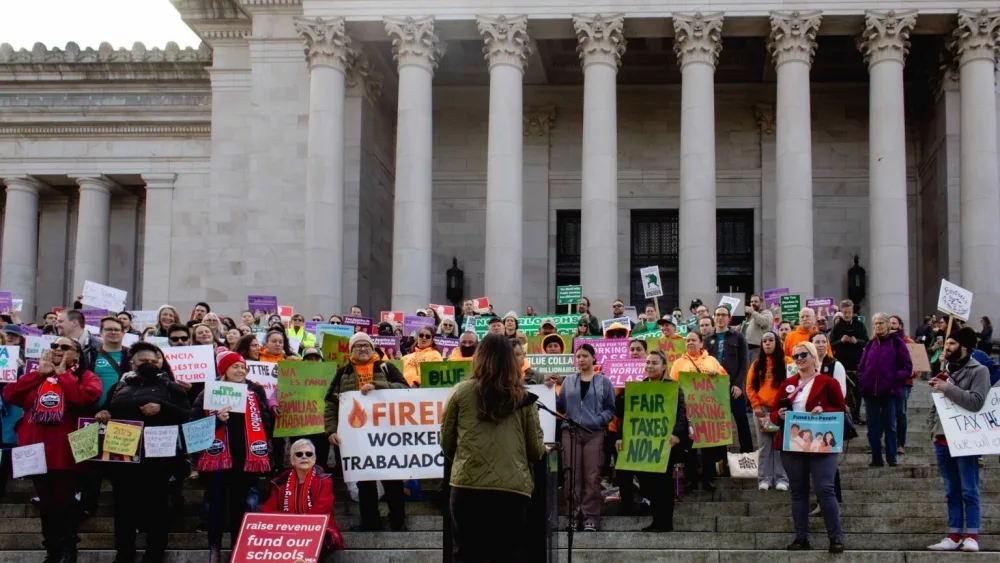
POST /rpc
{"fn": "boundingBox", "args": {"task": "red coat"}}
[262,468,344,551]
[2,369,103,471]
[768,373,846,451]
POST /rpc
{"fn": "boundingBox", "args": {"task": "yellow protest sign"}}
[103,421,142,457]
[67,422,100,463]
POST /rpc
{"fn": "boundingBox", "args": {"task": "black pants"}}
[0,446,11,501]
[450,487,529,563]
[110,460,175,562]
[204,470,260,547]
[685,446,724,486]
[638,470,677,529]
[78,459,106,515]
[358,480,405,530]
[269,438,286,474]
[731,394,755,453]
[32,471,80,556]
[846,370,862,421]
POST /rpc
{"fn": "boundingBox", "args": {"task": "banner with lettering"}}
[645,336,687,368]
[161,345,216,384]
[603,359,646,388]
[473,314,581,338]
[419,361,467,388]
[76,418,142,463]
[782,411,844,454]
[931,388,1000,457]
[274,361,337,438]
[616,381,679,473]
[320,333,351,370]
[246,361,278,400]
[678,372,733,449]
[525,354,575,377]
[572,337,629,367]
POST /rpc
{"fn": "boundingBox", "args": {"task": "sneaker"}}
[583,522,597,532]
[897,446,905,455]
[961,538,980,552]
[29,497,39,504]
[927,537,964,551]
[775,483,789,492]
[759,482,771,491]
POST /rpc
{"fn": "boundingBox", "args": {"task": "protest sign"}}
[616,381,679,473]
[182,416,217,453]
[419,361,466,388]
[67,423,100,463]
[402,315,436,336]
[129,310,158,331]
[278,305,293,322]
[84,325,100,336]
[573,337,629,367]
[603,359,646,388]
[0,291,11,315]
[11,298,21,312]
[304,320,319,336]
[557,285,582,306]
[931,388,1000,457]
[782,411,844,453]
[205,380,249,413]
[0,346,19,382]
[601,317,626,332]
[122,333,139,348]
[372,335,400,359]
[146,335,169,348]
[645,336,686,366]
[525,354,575,376]
[526,384,557,443]
[906,343,931,373]
[77,418,142,462]
[315,323,353,340]
[162,345,215,384]
[384,359,404,374]
[247,295,278,316]
[12,443,46,478]
[274,361,335,438]
[780,295,801,324]
[19,324,43,336]
[435,337,459,359]
[678,372,733,448]
[473,314,580,338]
[320,333,351,369]
[640,265,664,299]
[81,280,127,311]
[471,297,490,314]
[104,421,143,457]
[80,309,109,326]
[343,316,374,334]
[144,426,180,458]
[430,304,455,320]
[526,334,570,355]
[763,288,789,309]
[24,359,38,375]
[231,513,328,563]
[381,311,404,324]
[719,295,741,313]
[338,388,449,481]
[805,297,835,318]
[246,361,278,400]
[938,279,973,322]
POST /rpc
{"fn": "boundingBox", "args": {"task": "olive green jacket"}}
[440,380,546,497]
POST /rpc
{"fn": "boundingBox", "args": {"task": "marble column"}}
[385,16,444,313]
[295,17,352,316]
[860,10,916,324]
[954,9,1000,319]
[769,11,821,297]
[0,177,43,318]
[72,176,114,291]
[140,173,176,308]
[574,13,625,315]
[674,12,723,309]
[522,106,556,312]
[755,104,777,291]
[478,15,530,314]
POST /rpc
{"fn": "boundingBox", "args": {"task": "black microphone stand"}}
[537,402,592,563]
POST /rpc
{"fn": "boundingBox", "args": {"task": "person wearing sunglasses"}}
[402,328,443,387]
[3,337,102,563]
[262,439,344,554]
[166,324,192,347]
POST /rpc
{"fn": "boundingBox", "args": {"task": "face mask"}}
[460,345,476,356]
[137,363,160,380]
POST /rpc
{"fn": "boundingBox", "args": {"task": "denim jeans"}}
[896,386,912,448]
[782,451,842,541]
[754,408,787,487]
[934,442,981,534]
[864,396,898,463]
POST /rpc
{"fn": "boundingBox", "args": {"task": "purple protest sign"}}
[0,292,12,315]
[762,288,790,309]
[18,324,43,336]
[247,295,278,316]
[80,309,109,326]
[24,359,39,375]
[372,335,400,359]
[603,359,647,388]
[435,337,460,359]
[342,316,375,335]
[402,315,436,337]
[805,297,836,318]
[304,320,319,336]
[573,337,630,367]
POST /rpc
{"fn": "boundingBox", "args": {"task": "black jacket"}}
[705,329,749,391]
[614,381,692,451]
[104,371,191,428]
[829,317,869,371]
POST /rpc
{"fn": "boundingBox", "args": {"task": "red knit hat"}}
[216,351,246,379]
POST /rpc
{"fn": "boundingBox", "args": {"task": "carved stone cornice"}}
[384,16,445,72]
[347,51,383,102]
[859,10,917,67]
[0,41,211,64]
[768,11,822,67]
[0,123,211,138]
[951,8,1000,67]
[294,16,352,73]
[523,106,556,138]
[672,12,724,69]
[573,13,626,70]
[754,104,775,136]
[476,15,531,72]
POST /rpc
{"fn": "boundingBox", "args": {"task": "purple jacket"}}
[857,330,912,398]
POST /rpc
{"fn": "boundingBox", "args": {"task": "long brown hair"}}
[470,333,526,423]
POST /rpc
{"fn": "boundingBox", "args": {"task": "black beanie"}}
[949,326,978,352]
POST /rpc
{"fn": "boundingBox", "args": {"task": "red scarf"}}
[281,468,316,514]
[31,376,66,424]
[197,388,271,473]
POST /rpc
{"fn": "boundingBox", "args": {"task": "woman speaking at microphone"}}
[441,333,546,562]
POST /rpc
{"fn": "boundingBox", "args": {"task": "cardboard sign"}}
[603,359,647,388]
[103,421,143,457]
[67,423,100,463]
[525,354,575,376]
[572,337,629,367]
[81,280,127,312]
[129,310,159,332]
[182,416,217,453]
[526,384,557,443]
[640,265,664,299]
[906,343,932,373]
[678,372,733,448]
[11,298,22,313]
[161,345,216,384]
[12,443,46,478]
[19,324,43,336]
[274,361,335,438]
[938,279,973,321]
[204,380,249,413]
[231,513,328,563]
[0,345,19,382]
[645,336,686,367]
[144,425,180,458]
[25,335,57,359]
[429,304,455,320]
[246,361,278,400]
[146,336,169,348]
[247,295,278,316]
[616,381,679,473]
[763,288,790,309]
[122,333,140,348]
[931,388,1000,457]
[419,361,467,388]
[557,285,583,306]
[783,411,844,453]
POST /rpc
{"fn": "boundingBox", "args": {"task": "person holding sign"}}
[745,331,790,491]
[440,334,546,561]
[769,342,846,553]
[926,327,990,552]
[95,341,191,563]
[402,327,443,387]
[2,337,102,563]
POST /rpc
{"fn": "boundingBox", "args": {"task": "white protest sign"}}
[146,336,169,348]
[84,325,100,336]
[246,361,278,401]
[0,346,19,382]
[129,311,158,332]
[204,380,249,413]
[12,443,47,478]
[122,333,140,348]
[81,280,127,312]
[623,306,639,325]
[143,425,180,458]
[719,295,741,313]
[25,335,57,359]
[11,299,22,312]
[931,388,1000,457]
[938,279,973,322]
[161,345,216,384]
[526,384,557,443]
[640,265,664,299]
[338,388,449,481]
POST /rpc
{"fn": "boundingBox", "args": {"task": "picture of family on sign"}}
[782,411,845,454]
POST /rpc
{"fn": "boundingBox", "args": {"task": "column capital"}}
[573,13,626,70]
[768,11,822,68]
[859,10,917,68]
[347,51,383,101]
[74,175,117,195]
[141,173,177,190]
[754,104,775,136]
[294,16,353,73]
[3,176,45,195]
[672,12,724,69]
[477,15,531,72]
[523,106,556,138]
[384,16,445,73]
[951,8,1000,67]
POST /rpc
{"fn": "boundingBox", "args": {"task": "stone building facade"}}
[1,0,998,329]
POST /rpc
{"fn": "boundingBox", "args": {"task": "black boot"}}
[57,515,79,563]
[40,514,60,563]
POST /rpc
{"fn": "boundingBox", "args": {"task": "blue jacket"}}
[557,372,615,432]
[971,349,1000,386]
[857,330,913,398]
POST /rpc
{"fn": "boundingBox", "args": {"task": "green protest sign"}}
[321,333,351,369]
[616,381,679,473]
[780,295,802,324]
[420,361,467,388]
[274,361,336,438]
[473,314,581,338]
[525,354,575,376]
[68,422,100,463]
[557,285,583,306]
[678,371,733,449]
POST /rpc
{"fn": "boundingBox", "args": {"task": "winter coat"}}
[768,374,846,451]
[262,467,344,551]
[829,316,869,371]
[323,360,408,435]
[104,370,191,428]
[705,329,750,391]
[857,331,913,399]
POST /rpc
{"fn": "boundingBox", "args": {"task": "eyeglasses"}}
[170,336,190,343]
[613,304,624,308]
[50,343,75,351]
[352,344,373,351]
[792,352,810,361]
[293,451,315,459]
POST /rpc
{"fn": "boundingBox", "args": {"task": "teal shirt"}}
[715,332,727,364]
[93,350,123,406]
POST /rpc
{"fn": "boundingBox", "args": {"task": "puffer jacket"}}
[857,330,913,398]
[441,380,545,497]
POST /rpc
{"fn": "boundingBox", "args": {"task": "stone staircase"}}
[1,380,997,562]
